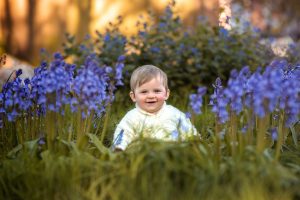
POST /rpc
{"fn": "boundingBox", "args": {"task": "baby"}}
[112,65,198,151]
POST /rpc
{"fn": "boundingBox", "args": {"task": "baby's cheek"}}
[157,95,167,100]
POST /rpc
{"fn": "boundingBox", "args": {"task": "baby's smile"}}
[146,100,156,103]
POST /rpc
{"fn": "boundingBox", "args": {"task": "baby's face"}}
[130,77,169,114]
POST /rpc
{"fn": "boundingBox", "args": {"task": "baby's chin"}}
[144,105,163,113]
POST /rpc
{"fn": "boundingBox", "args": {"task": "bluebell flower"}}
[159,22,167,29]
[104,33,110,42]
[150,47,160,53]
[210,78,229,123]
[241,59,299,125]
[53,52,63,60]
[278,64,300,126]
[270,127,278,141]
[242,21,251,29]
[219,27,229,38]
[38,137,46,145]
[16,69,22,77]
[117,55,126,62]
[84,34,91,40]
[189,86,207,115]
[0,73,34,121]
[115,56,125,86]
[252,26,261,33]
[191,47,199,55]
[224,69,245,115]
[30,53,74,115]
[73,55,109,118]
[79,44,88,52]
[115,65,124,86]
[7,109,18,122]
[185,112,192,119]
[241,125,248,134]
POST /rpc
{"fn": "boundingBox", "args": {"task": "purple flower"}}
[224,68,247,115]
[104,33,110,42]
[219,27,229,38]
[38,137,46,145]
[210,78,229,123]
[185,112,192,119]
[16,69,22,77]
[72,56,109,118]
[30,53,74,114]
[270,127,278,141]
[117,55,126,62]
[115,56,125,86]
[53,52,63,60]
[150,47,160,53]
[189,87,207,115]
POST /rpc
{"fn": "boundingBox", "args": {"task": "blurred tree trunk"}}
[200,0,220,25]
[26,0,36,61]
[3,0,13,54]
[76,0,92,41]
[2,0,37,62]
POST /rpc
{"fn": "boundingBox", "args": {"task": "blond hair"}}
[130,65,168,91]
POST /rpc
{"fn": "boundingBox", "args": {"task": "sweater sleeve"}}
[112,112,136,150]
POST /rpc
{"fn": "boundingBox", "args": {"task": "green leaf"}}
[6,144,23,159]
[290,123,298,147]
[88,133,110,154]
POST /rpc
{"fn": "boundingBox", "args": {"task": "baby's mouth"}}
[146,101,156,104]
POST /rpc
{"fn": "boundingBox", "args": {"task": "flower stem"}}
[214,120,221,162]
[275,111,287,161]
[100,104,111,142]
[256,114,269,153]
[246,109,253,146]
[45,111,56,150]
[229,112,237,156]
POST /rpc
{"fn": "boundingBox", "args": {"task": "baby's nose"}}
[147,92,156,98]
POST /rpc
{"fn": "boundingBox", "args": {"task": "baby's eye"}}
[140,90,148,94]
[154,90,162,93]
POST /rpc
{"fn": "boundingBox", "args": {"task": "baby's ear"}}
[129,91,136,102]
[165,89,170,100]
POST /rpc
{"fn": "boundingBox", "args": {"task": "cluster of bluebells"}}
[72,54,110,118]
[30,53,75,115]
[0,69,32,122]
[208,59,300,128]
[0,53,125,126]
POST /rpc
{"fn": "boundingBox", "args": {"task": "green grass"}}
[0,138,299,200]
[0,92,299,200]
